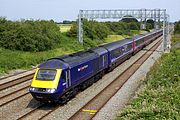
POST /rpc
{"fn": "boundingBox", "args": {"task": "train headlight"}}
[29,87,35,91]
[46,88,56,93]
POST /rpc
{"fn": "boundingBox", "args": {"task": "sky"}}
[0,0,179,22]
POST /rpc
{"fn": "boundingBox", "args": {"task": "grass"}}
[131,30,147,35]
[171,34,180,47]
[104,35,129,43]
[104,30,146,43]
[0,35,84,75]
[116,35,180,120]
[58,24,72,32]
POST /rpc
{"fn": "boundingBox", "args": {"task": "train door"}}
[102,55,107,67]
[66,70,71,87]
[62,70,71,89]
[133,39,136,51]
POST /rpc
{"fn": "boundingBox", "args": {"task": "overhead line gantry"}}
[77,9,170,51]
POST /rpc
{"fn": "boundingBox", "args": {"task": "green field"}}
[116,35,180,120]
[59,24,72,32]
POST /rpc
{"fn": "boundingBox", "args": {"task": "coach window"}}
[128,44,132,50]
[119,48,123,55]
[123,45,128,52]
[116,49,122,57]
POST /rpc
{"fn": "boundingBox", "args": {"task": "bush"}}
[174,20,180,34]
[83,37,104,49]
[66,23,77,37]
[121,17,138,23]
[147,19,155,29]
[67,19,110,40]
[0,18,61,51]
[128,22,140,30]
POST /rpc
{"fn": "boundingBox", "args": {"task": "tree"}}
[174,20,180,34]
[0,19,61,51]
[147,19,154,29]
[128,22,140,30]
[121,16,138,23]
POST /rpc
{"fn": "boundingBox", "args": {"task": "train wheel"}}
[59,95,68,105]
[100,70,104,78]
[72,87,78,97]
[80,82,88,91]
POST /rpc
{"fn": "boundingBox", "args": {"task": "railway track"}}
[0,86,30,107]
[68,39,162,120]
[0,70,35,107]
[18,103,60,120]
[0,72,34,91]
[0,69,34,81]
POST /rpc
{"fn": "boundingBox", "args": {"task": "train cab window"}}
[36,69,56,80]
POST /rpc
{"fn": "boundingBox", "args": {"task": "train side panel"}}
[69,60,95,86]
[102,39,133,70]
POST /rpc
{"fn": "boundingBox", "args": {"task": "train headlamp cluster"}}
[46,88,56,93]
[29,87,36,91]
[29,87,56,93]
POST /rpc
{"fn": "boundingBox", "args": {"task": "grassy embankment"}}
[0,24,145,75]
[116,34,180,119]
[0,34,84,74]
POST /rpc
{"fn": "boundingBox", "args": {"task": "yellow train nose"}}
[31,68,62,89]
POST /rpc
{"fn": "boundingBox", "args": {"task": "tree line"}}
[0,17,155,52]
[0,18,61,52]
[67,18,154,40]
[67,19,140,40]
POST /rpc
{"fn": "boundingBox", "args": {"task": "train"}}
[29,29,163,103]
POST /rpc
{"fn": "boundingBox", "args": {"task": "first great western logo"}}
[78,65,88,72]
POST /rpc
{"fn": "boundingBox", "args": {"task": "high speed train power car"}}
[29,29,163,103]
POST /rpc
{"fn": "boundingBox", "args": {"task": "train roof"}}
[132,34,145,40]
[38,59,67,69]
[89,47,108,55]
[49,50,99,68]
[102,38,132,51]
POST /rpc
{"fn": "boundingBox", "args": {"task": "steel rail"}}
[0,74,33,91]
[0,86,30,107]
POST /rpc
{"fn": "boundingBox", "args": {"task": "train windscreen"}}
[36,69,57,80]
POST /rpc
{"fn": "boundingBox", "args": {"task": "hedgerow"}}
[67,19,141,40]
[0,18,61,51]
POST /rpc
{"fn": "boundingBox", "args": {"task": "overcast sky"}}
[0,0,179,22]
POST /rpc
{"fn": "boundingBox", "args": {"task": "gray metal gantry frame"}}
[78,9,170,51]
